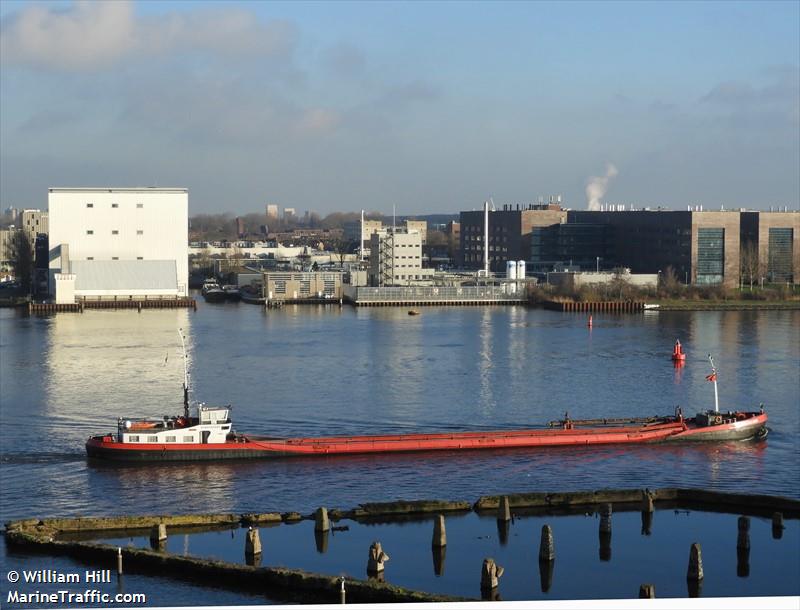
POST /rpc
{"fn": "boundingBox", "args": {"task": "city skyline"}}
[1,0,798,215]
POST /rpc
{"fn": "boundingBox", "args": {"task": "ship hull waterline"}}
[86,414,767,462]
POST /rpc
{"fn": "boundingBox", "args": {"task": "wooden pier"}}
[543,300,645,313]
[29,298,196,314]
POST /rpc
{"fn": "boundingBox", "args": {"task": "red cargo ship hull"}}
[85,412,767,462]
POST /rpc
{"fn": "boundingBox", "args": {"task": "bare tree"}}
[740,241,760,290]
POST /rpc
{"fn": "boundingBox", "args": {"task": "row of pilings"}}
[6,488,797,603]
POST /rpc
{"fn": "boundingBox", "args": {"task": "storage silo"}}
[506,260,517,280]
[517,260,526,279]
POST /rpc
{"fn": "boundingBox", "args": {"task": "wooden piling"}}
[367,541,389,574]
[687,543,704,581]
[116,547,122,575]
[480,557,504,590]
[772,512,784,539]
[315,507,330,532]
[737,516,750,550]
[538,524,555,561]
[245,527,262,556]
[432,514,446,548]
[497,496,511,522]
[639,584,655,598]
[599,503,612,534]
[150,523,167,543]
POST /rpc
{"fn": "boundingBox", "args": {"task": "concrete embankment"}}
[6,487,797,603]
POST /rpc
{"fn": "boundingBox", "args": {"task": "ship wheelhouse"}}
[117,405,232,445]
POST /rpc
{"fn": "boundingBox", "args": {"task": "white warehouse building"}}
[48,187,188,303]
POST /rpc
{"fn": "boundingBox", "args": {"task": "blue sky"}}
[1,1,798,215]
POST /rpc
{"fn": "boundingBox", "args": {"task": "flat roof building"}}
[48,187,189,302]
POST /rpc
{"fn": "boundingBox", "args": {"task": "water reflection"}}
[432,545,446,576]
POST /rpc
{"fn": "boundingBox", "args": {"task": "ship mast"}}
[707,354,719,413]
[178,329,189,418]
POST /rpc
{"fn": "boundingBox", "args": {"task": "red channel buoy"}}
[672,339,686,361]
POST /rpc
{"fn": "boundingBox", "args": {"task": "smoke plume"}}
[586,163,618,211]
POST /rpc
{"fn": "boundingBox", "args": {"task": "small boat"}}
[408,310,421,316]
[240,285,265,305]
[223,285,241,302]
[85,345,768,462]
[201,280,226,303]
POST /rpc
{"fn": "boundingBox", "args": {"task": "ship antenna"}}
[707,354,719,413]
[178,329,189,418]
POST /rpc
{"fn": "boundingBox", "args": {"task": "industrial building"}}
[368,227,434,286]
[460,204,798,288]
[48,187,189,303]
[262,271,342,302]
[460,204,567,273]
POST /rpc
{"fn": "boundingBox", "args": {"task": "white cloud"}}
[0,1,297,71]
[1,1,137,70]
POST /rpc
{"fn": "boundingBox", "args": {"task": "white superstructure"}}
[48,188,188,300]
[117,406,232,445]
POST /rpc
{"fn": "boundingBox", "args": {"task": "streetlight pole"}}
[596,256,600,274]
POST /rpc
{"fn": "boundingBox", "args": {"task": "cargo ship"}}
[85,340,768,462]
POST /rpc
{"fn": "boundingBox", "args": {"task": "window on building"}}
[112,230,119,235]
[137,256,143,260]
[136,203,143,208]
[86,203,94,208]
[112,203,119,208]
[112,257,119,260]
[137,230,143,235]
[696,228,725,285]
[768,228,794,283]
[86,230,93,235]
[87,257,93,260]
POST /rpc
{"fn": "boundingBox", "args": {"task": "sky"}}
[1,0,798,215]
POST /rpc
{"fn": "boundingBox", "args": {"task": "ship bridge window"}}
[183,435,194,442]
[147,435,158,442]
[128,435,139,442]
[166,436,176,443]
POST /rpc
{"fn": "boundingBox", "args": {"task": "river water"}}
[1,303,798,603]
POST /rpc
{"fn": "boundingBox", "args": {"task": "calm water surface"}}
[1,302,798,603]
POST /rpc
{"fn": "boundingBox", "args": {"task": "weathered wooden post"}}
[539,524,555,561]
[641,489,654,534]
[367,541,389,576]
[315,507,330,532]
[150,523,167,550]
[599,504,612,561]
[432,514,446,547]
[737,516,750,578]
[639,584,655,598]
[497,496,511,522]
[431,514,447,576]
[599,503,612,534]
[686,542,704,597]
[116,547,123,575]
[480,558,504,600]
[772,512,784,539]
[538,524,555,593]
[245,526,262,561]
